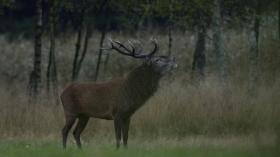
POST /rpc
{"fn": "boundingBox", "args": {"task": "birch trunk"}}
[29,0,43,98]
[212,0,226,82]
[248,1,261,93]
[94,29,106,81]
[76,21,91,78]
[46,0,59,104]
[167,0,173,56]
[278,0,280,40]
[192,26,206,83]
[72,7,85,81]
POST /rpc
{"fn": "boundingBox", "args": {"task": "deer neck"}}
[121,64,161,113]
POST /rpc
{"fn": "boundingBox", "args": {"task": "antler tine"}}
[135,39,158,58]
[138,41,144,55]
[108,38,158,59]
[149,38,158,56]
[109,40,134,57]
[126,39,158,58]
[127,40,136,56]
[110,39,140,58]
[113,40,136,55]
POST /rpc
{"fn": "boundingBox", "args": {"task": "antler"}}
[108,39,158,59]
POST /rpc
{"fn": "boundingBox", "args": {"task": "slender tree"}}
[137,0,152,31]
[72,0,109,81]
[248,0,261,93]
[213,0,226,82]
[93,0,110,81]
[29,0,43,98]
[167,0,173,56]
[72,0,86,81]
[186,0,211,83]
[279,0,280,39]
[192,24,206,83]
[94,28,107,81]
[76,20,91,78]
[46,0,59,103]
[146,0,153,30]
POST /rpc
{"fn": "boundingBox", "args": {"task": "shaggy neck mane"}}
[120,63,161,113]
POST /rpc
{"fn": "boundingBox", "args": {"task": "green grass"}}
[0,140,278,157]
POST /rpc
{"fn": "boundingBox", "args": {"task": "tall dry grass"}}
[0,77,279,141]
[0,24,279,145]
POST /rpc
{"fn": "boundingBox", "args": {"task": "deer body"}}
[62,64,160,119]
[61,39,176,149]
[61,79,123,120]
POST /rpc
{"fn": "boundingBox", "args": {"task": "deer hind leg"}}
[121,118,131,148]
[62,115,76,149]
[73,116,89,149]
[114,117,122,149]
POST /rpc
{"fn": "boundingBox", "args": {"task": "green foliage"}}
[0,0,14,15]
[0,0,14,6]
[0,0,278,35]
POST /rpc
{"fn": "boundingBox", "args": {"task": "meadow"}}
[0,26,279,156]
[1,139,279,157]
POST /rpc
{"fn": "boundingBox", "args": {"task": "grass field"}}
[0,29,279,157]
[0,139,278,157]
[0,77,279,157]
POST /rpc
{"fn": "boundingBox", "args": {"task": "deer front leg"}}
[122,118,131,148]
[114,117,122,149]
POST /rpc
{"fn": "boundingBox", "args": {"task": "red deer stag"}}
[60,39,177,149]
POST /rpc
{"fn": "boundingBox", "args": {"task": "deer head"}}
[107,39,177,75]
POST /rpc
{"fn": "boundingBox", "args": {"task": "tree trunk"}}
[167,26,173,56]
[93,0,110,82]
[46,0,59,104]
[29,0,43,98]
[76,21,91,78]
[94,29,106,82]
[192,26,206,83]
[71,0,108,81]
[213,0,226,82]
[72,6,85,81]
[167,0,173,56]
[248,0,261,93]
[278,0,280,40]
[146,0,152,31]
[47,0,56,92]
